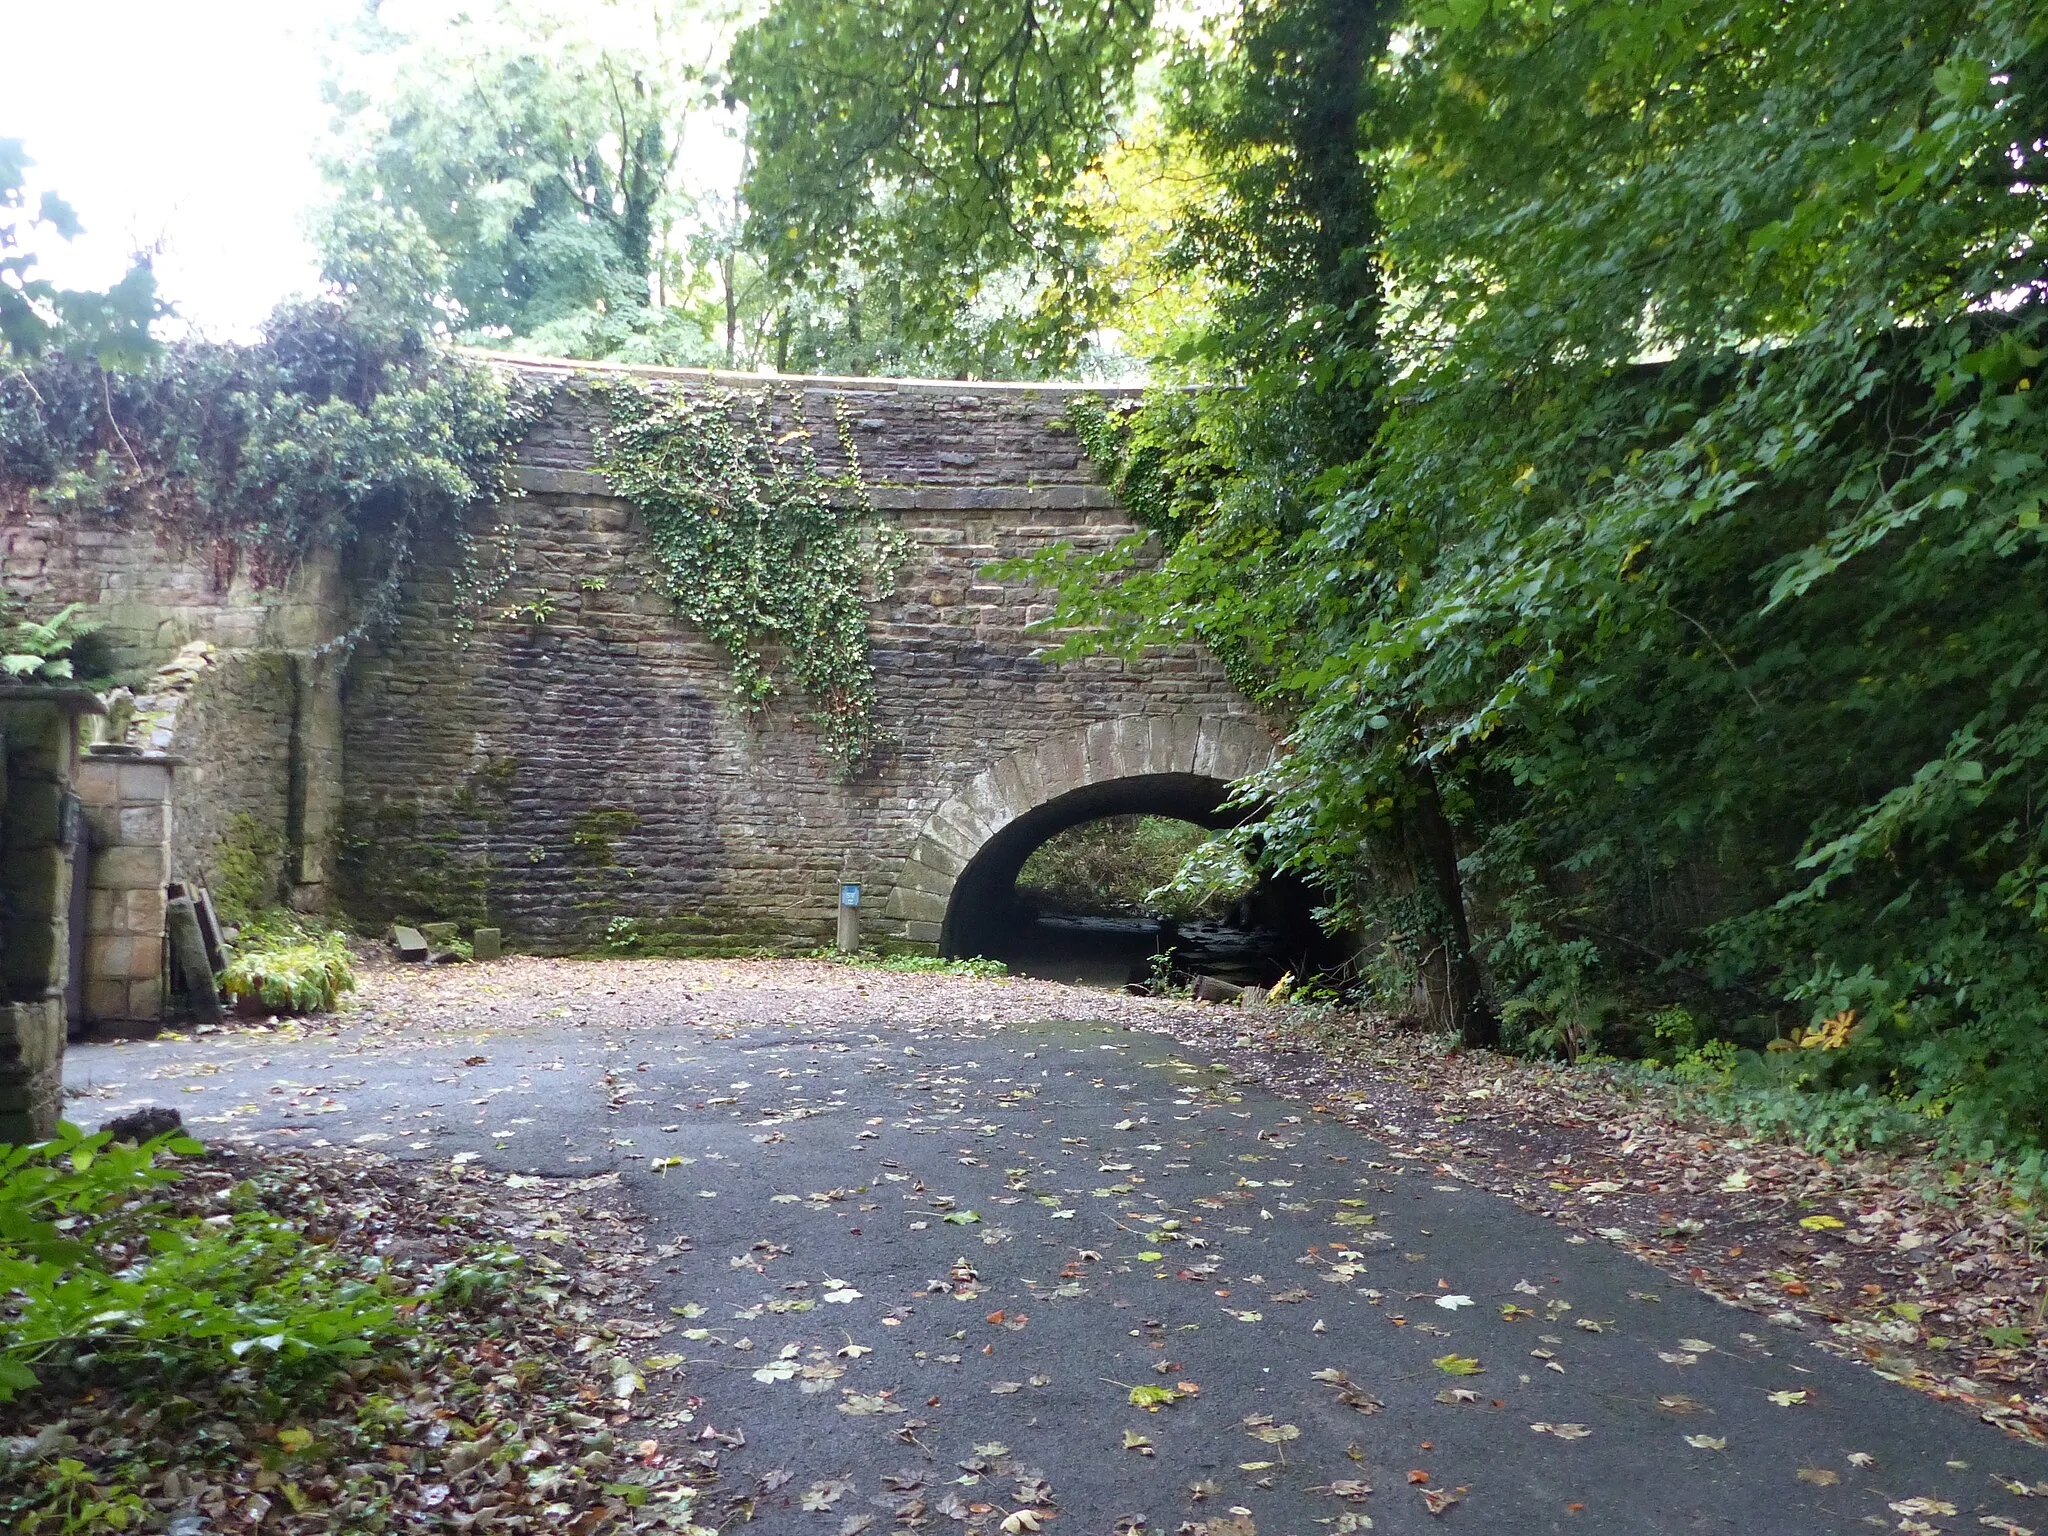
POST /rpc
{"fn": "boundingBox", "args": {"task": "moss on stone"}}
[568,808,639,868]
[210,812,287,927]
[335,802,493,929]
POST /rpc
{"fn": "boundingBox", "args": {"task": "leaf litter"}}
[0,1142,721,1533]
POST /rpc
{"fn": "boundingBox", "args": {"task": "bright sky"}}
[4,2,362,339]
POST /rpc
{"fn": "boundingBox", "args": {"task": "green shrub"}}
[1146,835,1258,920]
[220,928,357,1014]
[1017,816,1216,916]
[0,1124,402,1402]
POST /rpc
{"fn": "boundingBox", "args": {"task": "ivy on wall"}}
[593,382,908,774]
[0,303,545,653]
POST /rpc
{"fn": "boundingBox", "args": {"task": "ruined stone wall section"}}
[340,367,1267,951]
[2,505,351,914]
[150,647,299,911]
[0,509,346,676]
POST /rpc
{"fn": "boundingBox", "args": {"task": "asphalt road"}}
[64,968,2046,1535]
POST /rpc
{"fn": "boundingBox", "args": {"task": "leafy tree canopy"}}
[0,139,161,369]
[319,0,745,364]
[726,0,1156,376]
[1019,0,2048,1158]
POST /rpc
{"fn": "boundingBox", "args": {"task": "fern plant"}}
[0,601,96,682]
[220,930,357,1014]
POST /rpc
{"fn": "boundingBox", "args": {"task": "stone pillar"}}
[73,753,175,1031]
[289,655,344,910]
[0,690,98,1143]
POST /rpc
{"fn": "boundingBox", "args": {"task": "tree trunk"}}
[1393,764,1496,1049]
[723,254,738,368]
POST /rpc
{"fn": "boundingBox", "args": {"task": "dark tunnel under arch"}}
[941,772,1240,957]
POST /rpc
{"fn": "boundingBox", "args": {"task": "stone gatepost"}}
[72,751,176,1031]
[0,685,102,1143]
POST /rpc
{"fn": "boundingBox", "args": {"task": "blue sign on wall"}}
[840,883,862,908]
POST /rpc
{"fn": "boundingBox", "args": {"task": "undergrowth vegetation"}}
[0,1124,398,1407]
[0,1129,714,1533]
[1016,816,1213,917]
[221,924,358,1016]
[815,949,1011,979]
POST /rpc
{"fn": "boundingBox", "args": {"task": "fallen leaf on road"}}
[1891,1499,1959,1517]
[802,1477,854,1510]
[1122,1430,1154,1455]
[1421,1487,1463,1515]
[1531,1422,1591,1439]
[839,1393,901,1415]
[1435,1295,1475,1311]
[1247,1421,1301,1445]
[1797,1468,1839,1486]
[1684,1435,1727,1451]
[989,1381,1023,1395]
[1432,1354,1483,1375]
[1766,1390,1809,1406]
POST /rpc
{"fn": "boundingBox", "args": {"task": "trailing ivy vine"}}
[0,302,545,654]
[593,382,907,773]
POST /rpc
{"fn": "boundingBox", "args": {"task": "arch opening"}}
[940,773,1336,989]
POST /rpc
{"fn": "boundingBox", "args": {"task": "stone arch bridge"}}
[5,356,1279,967]
[342,358,1278,956]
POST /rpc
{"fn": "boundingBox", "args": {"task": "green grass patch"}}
[811,947,1010,979]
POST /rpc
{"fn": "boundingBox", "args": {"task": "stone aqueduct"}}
[2,357,1274,985]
